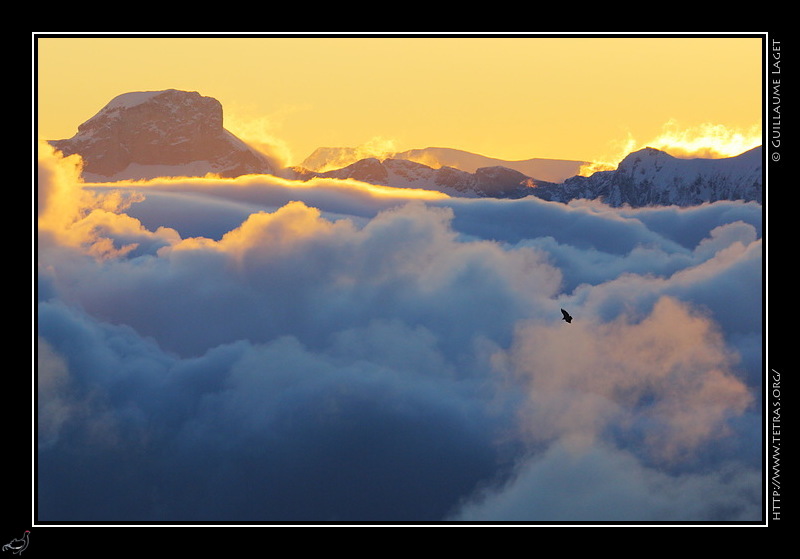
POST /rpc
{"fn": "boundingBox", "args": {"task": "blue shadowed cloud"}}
[36,145,763,522]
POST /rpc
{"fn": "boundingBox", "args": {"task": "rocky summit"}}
[48,89,275,181]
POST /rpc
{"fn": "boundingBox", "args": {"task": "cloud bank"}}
[36,144,763,522]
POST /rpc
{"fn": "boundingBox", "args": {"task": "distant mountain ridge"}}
[46,89,763,207]
[302,146,587,184]
[288,157,548,199]
[290,147,763,206]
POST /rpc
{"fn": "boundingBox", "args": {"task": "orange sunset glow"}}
[34,33,767,527]
[578,119,764,175]
[37,35,762,169]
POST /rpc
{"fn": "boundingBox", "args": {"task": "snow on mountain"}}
[291,146,763,206]
[48,89,275,182]
[289,157,547,199]
[393,147,587,184]
[531,146,763,207]
[301,146,586,184]
[45,89,763,207]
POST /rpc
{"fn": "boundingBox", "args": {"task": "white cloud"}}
[452,440,761,522]
[35,147,763,522]
[496,296,752,462]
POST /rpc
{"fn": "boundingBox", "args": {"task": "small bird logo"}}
[2,531,29,555]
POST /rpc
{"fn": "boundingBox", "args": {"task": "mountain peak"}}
[288,156,545,199]
[302,145,586,183]
[49,89,274,181]
[615,146,673,173]
[534,146,763,207]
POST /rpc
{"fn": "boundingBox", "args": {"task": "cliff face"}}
[49,89,275,181]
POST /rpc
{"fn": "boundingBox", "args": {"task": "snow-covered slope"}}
[532,146,763,207]
[393,147,587,184]
[46,89,763,207]
[291,146,763,206]
[48,89,275,181]
[301,146,586,184]
[289,157,546,199]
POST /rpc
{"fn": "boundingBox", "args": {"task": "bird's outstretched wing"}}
[561,308,572,323]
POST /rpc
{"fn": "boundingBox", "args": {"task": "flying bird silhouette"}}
[561,308,573,323]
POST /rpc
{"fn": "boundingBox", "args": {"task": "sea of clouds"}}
[36,143,763,522]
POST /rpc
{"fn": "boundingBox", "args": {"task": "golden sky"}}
[35,34,763,167]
